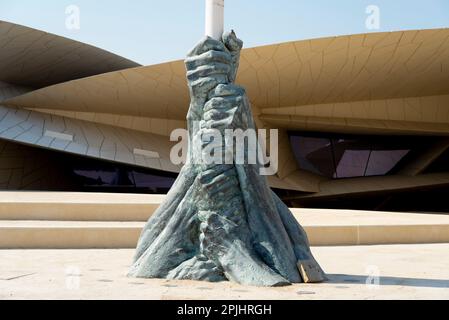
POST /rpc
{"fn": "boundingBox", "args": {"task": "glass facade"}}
[425,147,449,174]
[0,139,176,193]
[289,133,428,179]
[70,165,176,193]
[1,137,448,212]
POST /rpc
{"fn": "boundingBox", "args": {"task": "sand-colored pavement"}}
[0,244,448,300]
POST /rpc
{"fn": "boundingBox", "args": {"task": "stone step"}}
[0,192,163,221]
[0,192,448,248]
[0,218,448,249]
[0,221,142,249]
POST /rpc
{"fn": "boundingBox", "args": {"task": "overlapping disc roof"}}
[1,21,449,194]
[0,20,139,89]
[5,28,449,129]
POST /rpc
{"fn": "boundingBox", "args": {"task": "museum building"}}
[1,20,449,212]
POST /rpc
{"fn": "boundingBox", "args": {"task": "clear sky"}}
[1,0,449,65]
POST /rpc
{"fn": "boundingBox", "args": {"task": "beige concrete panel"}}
[305,224,449,246]
[0,82,32,102]
[4,191,449,224]
[290,208,449,226]
[0,20,139,88]
[275,129,298,179]
[267,169,323,193]
[240,29,449,108]
[0,192,164,221]
[0,222,142,249]
[260,114,449,135]
[6,62,190,120]
[254,121,324,191]
[356,225,449,246]
[6,29,449,119]
[304,226,359,246]
[1,211,449,248]
[282,170,326,193]
[26,108,187,136]
[0,104,180,173]
[263,94,449,125]
[2,193,449,249]
[295,173,449,200]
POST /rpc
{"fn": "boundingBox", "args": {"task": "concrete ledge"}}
[0,222,141,249]
[0,192,448,248]
[0,203,155,221]
[1,221,449,249]
[0,192,164,221]
[306,224,449,246]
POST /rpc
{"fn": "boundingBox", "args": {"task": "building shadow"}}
[327,274,449,289]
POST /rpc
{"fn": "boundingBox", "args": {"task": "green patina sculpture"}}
[129,31,326,286]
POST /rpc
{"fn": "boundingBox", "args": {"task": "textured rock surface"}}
[129,32,326,286]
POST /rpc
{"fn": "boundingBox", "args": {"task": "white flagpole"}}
[205,0,224,40]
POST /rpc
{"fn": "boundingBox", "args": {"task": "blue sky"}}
[1,0,449,65]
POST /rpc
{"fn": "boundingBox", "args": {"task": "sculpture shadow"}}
[327,274,449,289]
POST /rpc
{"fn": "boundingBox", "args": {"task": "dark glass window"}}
[365,150,409,176]
[0,139,177,193]
[289,133,431,179]
[290,136,334,177]
[424,147,449,174]
[70,163,176,193]
[73,169,118,185]
[130,170,176,189]
[331,138,371,178]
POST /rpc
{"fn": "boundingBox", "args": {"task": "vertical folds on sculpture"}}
[128,31,326,287]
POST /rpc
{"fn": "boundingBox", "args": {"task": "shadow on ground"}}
[328,274,449,288]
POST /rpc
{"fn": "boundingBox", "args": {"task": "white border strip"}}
[44,130,73,142]
[133,148,160,159]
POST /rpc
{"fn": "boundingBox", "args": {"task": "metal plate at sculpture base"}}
[297,259,327,283]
